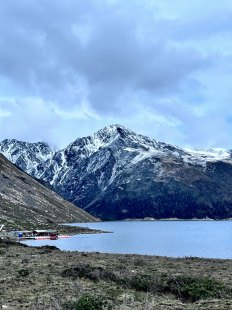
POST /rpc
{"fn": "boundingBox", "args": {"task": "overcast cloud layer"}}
[0,0,232,148]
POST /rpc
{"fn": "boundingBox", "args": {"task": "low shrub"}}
[37,245,60,254]
[63,294,108,310]
[62,264,95,279]
[17,268,30,278]
[62,264,117,282]
[164,275,231,302]
[129,274,154,292]
[39,245,60,251]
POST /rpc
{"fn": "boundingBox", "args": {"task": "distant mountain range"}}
[0,153,96,228]
[1,124,232,220]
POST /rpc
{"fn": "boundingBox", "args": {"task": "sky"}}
[0,0,232,148]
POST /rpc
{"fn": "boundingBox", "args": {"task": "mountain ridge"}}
[0,153,96,228]
[1,124,232,220]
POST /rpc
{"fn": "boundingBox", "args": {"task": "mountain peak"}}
[96,124,130,136]
[104,124,126,130]
[0,138,51,148]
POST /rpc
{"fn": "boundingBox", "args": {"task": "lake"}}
[23,221,232,259]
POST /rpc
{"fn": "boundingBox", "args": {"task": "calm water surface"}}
[23,221,232,259]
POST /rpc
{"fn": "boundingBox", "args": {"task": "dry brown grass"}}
[0,242,231,309]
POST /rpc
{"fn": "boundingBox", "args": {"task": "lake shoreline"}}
[50,221,232,259]
[124,217,232,221]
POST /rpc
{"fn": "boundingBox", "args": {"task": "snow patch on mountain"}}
[183,147,231,166]
[0,139,55,177]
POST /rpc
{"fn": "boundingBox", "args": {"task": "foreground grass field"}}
[0,240,231,309]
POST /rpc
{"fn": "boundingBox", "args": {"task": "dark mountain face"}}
[1,125,232,220]
[0,154,96,228]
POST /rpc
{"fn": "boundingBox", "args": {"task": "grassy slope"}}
[0,154,97,229]
[0,241,231,309]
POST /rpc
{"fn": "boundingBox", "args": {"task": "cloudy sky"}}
[0,0,232,148]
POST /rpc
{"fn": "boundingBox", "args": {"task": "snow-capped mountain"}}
[0,139,54,177]
[1,125,232,220]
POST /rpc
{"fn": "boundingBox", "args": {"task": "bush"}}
[39,245,60,251]
[17,268,30,278]
[130,274,153,292]
[62,264,95,279]
[165,275,231,302]
[62,264,117,282]
[37,245,60,254]
[63,294,107,310]
[128,273,231,302]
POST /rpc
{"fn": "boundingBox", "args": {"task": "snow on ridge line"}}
[1,127,232,169]
[184,147,231,161]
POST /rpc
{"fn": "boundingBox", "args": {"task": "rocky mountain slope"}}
[0,154,96,228]
[1,125,232,220]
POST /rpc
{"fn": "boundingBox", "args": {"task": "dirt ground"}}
[0,241,232,309]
